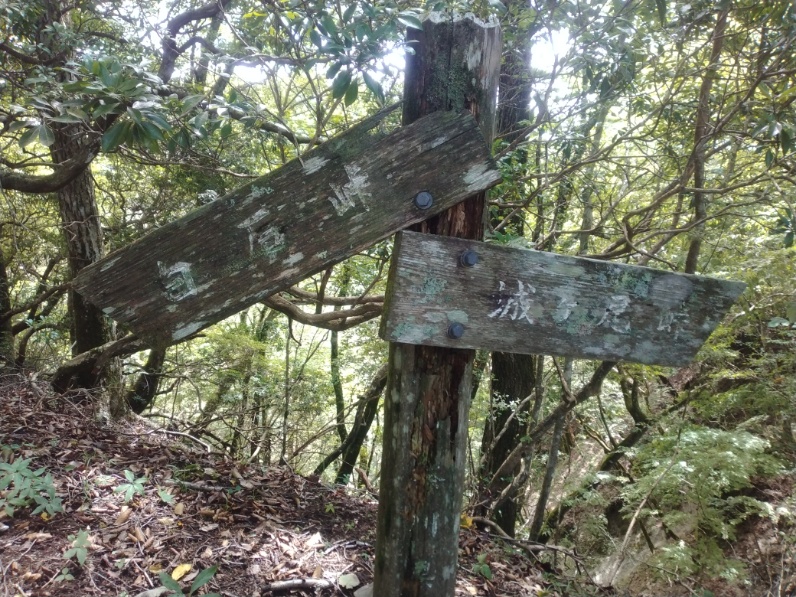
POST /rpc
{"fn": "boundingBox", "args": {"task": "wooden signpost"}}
[73,108,500,345]
[71,13,747,597]
[381,231,746,367]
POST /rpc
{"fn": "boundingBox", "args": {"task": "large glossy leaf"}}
[331,70,352,100]
[101,121,130,152]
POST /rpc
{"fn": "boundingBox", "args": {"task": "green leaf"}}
[362,71,384,106]
[487,0,507,14]
[331,70,352,100]
[320,14,338,37]
[181,94,205,115]
[19,126,40,149]
[38,125,55,147]
[49,114,83,123]
[189,565,218,594]
[343,3,357,23]
[397,12,423,30]
[101,121,129,152]
[344,80,359,106]
[765,149,774,168]
[326,60,344,80]
[8,120,34,133]
[92,101,121,118]
[158,571,183,592]
[310,28,323,48]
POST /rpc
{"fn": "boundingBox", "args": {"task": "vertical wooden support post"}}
[374,14,501,597]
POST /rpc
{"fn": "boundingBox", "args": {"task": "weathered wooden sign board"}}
[381,231,746,366]
[74,109,501,345]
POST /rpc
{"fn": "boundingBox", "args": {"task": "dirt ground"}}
[0,376,595,597]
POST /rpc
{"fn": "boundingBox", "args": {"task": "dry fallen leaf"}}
[312,565,323,578]
[338,572,360,589]
[115,507,132,525]
[305,532,323,548]
[171,563,191,580]
[173,502,184,515]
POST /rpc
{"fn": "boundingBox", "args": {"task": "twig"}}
[470,517,587,571]
[260,578,333,592]
[162,480,227,492]
[157,429,213,452]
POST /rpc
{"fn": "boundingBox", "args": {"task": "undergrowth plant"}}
[158,565,220,596]
[0,450,63,517]
[621,427,783,582]
[114,470,148,502]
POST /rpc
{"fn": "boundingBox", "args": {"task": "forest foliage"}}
[1,0,794,592]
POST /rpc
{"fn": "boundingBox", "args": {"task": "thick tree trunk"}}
[50,128,118,401]
[373,14,501,597]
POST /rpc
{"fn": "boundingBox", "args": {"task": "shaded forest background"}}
[1,0,794,594]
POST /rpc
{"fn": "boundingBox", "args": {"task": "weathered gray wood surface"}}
[73,109,500,345]
[373,13,502,597]
[381,231,745,367]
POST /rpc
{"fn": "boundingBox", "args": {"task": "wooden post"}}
[374,14,501,596]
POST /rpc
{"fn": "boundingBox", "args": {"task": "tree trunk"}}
[126,348,167,414]
[528,358,572,541]
[684,8,728,274]
[334,364,388,485]
[0,248,15,373]
[477,1,544,537]
[528,412,566,541]
[50,127,119,405]
[478,352,536,536]
[373,14,501,597]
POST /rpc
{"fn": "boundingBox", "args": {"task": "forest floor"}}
[0,376,596,597]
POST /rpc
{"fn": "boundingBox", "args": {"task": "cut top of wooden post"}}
[381,231,746,367]
[73,109,501,345]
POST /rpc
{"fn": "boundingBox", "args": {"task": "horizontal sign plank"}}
[380,232,745,366]
[74,110,501,345]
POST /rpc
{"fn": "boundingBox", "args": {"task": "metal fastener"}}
[459,250,479,267]
[413,191,434,210]
[447,323,465,339]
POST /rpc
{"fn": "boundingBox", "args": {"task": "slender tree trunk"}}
[373,15,501,597]
[528,358,572,540]
[478,353,535,536]
[334,364,388,484]
[684,8,728,274]
[0,249,14,373]
[331,269,351,443]
[126,348,167,414]
[477,0,540,538]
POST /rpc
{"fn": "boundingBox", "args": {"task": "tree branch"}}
[263,294,382,331]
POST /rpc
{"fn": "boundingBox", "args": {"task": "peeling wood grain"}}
[73,109,500,345]
[381,231,746,367]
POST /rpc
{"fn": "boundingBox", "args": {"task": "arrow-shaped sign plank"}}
[381,231,746,367]
[74,110,501,345]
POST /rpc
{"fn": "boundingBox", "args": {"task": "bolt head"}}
[459,250,479,267]
[414,191,434,210]
[447,322,465,339]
